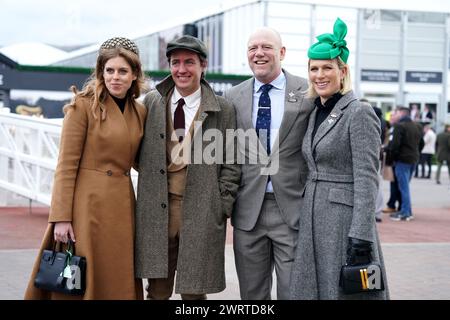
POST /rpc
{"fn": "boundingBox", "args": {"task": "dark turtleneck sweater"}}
[111,95,127,114]
[311,92,343,139]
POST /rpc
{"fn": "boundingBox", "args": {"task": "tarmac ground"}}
[0,168,449,300]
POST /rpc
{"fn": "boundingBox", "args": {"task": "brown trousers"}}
[146,194,206,300]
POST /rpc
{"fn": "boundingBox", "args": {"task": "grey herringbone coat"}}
[134,76,240,294]
[289,92,389,300]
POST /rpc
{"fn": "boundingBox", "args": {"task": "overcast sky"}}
[2,0,447,49]
[0,0,237,47]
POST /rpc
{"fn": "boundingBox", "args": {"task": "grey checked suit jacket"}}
[223,70,314,231]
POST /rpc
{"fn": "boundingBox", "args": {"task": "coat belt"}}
[307,172,353,183]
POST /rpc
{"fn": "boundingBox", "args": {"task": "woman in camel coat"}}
[24,37,147,299]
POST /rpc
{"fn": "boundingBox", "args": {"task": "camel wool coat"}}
[24,94,147,300]
[289,92,389,300]
[134,76,240,294]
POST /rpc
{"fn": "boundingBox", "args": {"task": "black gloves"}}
[346,237,373,265]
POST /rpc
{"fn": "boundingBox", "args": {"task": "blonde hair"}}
[64,47,148,120]
[306,57,352,99]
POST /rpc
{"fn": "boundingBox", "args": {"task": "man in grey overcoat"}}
[134,35,240,299]
[223,27,314,299]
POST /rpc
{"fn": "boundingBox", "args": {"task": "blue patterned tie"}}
[256,83,273,154]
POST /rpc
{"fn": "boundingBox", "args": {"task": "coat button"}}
[106,170,113,176]
[160,169,165,175]
[160,133,165,139]
[124,171,130,176]
[161,203,167,209]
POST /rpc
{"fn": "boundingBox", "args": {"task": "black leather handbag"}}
[34,239,86,295]
[339,262,385,294]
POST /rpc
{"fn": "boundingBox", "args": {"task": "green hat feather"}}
[308,18,349,63]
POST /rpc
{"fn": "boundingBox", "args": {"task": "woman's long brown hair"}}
[64,47,148,120]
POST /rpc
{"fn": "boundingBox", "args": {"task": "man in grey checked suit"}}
[223,27,313,299]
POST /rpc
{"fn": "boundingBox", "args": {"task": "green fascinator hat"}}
[308,17,349,63]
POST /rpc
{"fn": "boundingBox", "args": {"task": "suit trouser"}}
[387,165,402,210]
[233,193,297,300]
[394,161,415,216]
[416,153,432,178]
[375,173,384,219]
[146,194,206,300]
[436,160,450,183]
[375,162,384,219]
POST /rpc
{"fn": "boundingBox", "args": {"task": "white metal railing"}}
[0,112,62,205]
[0,111,139,206]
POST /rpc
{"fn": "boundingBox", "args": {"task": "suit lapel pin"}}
[288,92,297,102]
[199,112,208,121]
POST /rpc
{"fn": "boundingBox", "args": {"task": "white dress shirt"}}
[171,87,201,136]
[252,72,286,193]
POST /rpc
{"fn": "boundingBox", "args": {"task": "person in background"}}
[382,108,402,214]
[387,106,424,221]
[360,98,386,223]
[25,37,148,299]
[421,105,434,124]
[223,27,313,300]
[385,107,393,124]
[289,18,388,299]
[134,35,240,300]
[410,104,420,122]
[415,124,436,179]
[435,124,450,186]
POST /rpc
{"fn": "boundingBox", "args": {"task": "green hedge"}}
[16,64,252,81]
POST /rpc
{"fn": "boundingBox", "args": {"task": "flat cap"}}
[166,35,208,59]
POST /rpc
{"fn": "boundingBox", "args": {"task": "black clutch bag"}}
[339,262,385,294]
[34,239,86,295]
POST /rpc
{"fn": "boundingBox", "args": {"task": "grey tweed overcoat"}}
[289,91,389,300]
[134,76,240,294]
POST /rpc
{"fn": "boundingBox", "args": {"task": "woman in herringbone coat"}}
[24,37,147,300]
[289,18,389,300]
